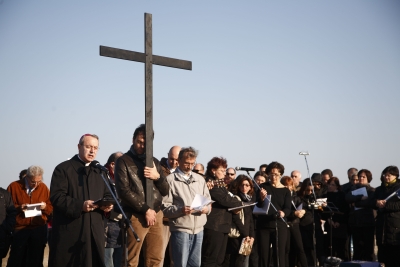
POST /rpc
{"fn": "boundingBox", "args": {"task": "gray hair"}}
[26,165,44,178]
[79,134,99,145]
[178,147,198,160]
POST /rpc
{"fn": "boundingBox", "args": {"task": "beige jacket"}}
[162,170,211,234]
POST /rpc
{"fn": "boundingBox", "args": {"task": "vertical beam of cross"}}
[144,13,154,207]
[100,13,192,207]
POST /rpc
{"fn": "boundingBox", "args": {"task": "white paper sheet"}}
[190,194,214,211]
[352,187,368,210]
[24,203,42,218]
[253,195,271,215]
[296,203,303,210]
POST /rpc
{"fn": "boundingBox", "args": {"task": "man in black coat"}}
[49,134,113,267]
[114,124,169,267]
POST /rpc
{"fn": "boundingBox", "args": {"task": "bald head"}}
[291,170,302,187]
[168,146,181,170]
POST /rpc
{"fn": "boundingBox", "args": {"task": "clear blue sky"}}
[1,1,399,189]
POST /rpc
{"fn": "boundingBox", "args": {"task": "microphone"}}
[235,167,255,172]
[90,160,109,173]
[299,151,310,156]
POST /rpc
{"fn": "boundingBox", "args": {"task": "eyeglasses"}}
[226,173,235,176]
[30,181,42,186]
[83,145,99,151]
[270,174,281,178]
[313,183,322,186]
[240,184,250,187]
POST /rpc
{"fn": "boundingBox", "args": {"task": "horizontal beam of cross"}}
[100,45,192,70]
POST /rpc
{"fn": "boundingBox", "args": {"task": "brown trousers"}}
[127,210,164,267]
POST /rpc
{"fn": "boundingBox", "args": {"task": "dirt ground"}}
[1,245,49,267]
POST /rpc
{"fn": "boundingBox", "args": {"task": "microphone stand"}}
[323,203,343,265]
[99,171,140,267]
[300,153,318,267]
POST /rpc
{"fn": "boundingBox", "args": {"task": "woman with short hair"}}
[345,169,375,261]
[256,161,291,267]
[201,157,243,267]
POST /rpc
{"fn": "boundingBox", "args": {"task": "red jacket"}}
[7,179,53,230]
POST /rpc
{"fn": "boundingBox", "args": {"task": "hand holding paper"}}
[190,194,214,212]
[24,203,43,218]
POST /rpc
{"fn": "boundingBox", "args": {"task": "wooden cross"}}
[100,13,192,207]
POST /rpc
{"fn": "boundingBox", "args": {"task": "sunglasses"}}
[226,173,235,176]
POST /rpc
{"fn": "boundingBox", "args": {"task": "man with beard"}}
[114,124,169,267]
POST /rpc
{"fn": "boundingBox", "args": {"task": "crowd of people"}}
[1,123,400,267]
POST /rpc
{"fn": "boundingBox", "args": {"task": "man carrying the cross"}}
[115,124,169,267]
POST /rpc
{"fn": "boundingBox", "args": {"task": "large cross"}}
[100,13,192,207]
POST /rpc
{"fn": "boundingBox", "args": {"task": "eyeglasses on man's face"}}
[83,145,99,151]
[226,172,235,176]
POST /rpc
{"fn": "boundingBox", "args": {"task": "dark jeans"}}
[201,229,228,267]
[7,225,47,267]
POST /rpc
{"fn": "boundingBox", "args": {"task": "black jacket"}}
[231,193,255,238]
[345,184,375,227]
[114,146,169,215]
[0,187,16,258]
[256,182,291,228]
[49,155,112,267]
[372,180,400,245]
[204,176,243,233]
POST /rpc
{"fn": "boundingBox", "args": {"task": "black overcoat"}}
[49,155,111,267]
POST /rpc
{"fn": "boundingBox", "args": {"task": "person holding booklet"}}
[345,169,375,261]
[201,157,243,267]
[162,147,212,267]
[281,176,307,267]
[7,165,53,267]
[226,174,255,267]
[256,161,291,267]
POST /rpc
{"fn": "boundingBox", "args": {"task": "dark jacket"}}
[114,147,169,215]
[345,184,375,227]
[49,155,112,267]
[256,182,291,228]
[325,191,349,224]
[372,180,400,245]
[105,178,122,248]
[231,193,255,238]
[204,176,243,233]
[0,188,16,258]
[287,191,303,225]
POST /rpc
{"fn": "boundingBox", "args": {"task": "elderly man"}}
[114,124,169,267]
[7,165,53,267]
[163,147,211,267]
[160,146,181,176]
[341,167,358,194]
[49,134,113,267]
[290,170,302,191]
